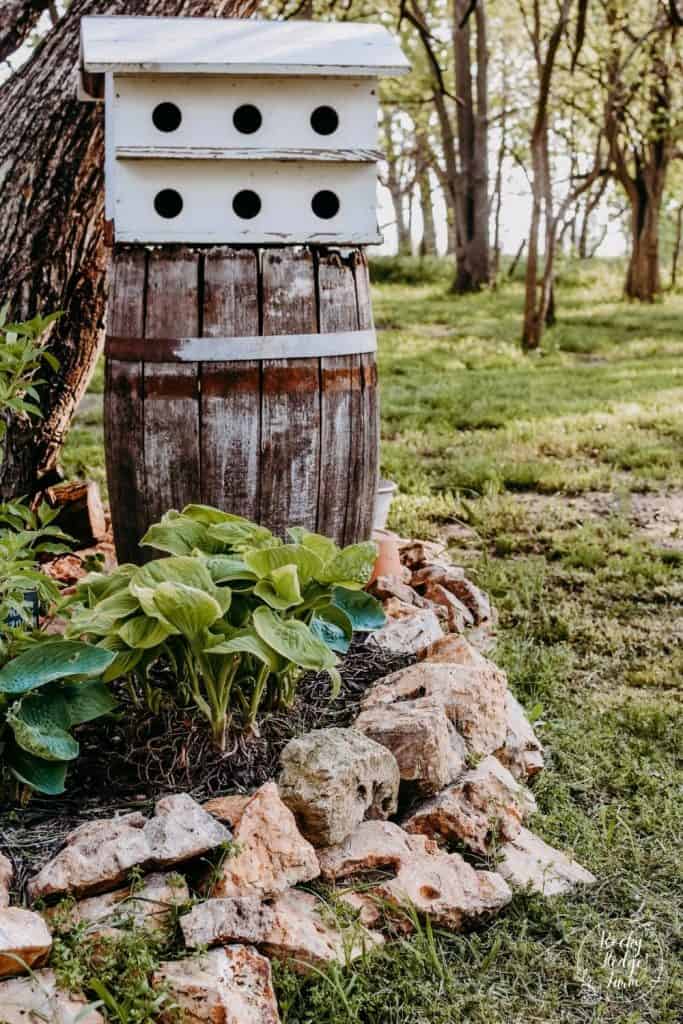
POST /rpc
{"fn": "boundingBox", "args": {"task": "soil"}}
[516,489,683,551]
[0,638,412,894]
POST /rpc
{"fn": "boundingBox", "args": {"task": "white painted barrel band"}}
[106,329,377,362]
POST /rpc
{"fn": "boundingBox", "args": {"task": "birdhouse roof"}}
[80,16,410,78]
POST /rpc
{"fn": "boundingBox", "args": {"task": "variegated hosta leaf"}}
[244,544,323,584]
[252,606,338,671]
[253,564,303,610]
[206,630,283,672]
[316,542,378,588]
[152,581,223,637]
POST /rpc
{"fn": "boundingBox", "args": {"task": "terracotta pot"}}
[369,529,402,584]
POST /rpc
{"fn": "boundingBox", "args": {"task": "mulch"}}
[0,637,412,894]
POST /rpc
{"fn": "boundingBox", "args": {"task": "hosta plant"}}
[68,506,386,747]
[0,639,116,795]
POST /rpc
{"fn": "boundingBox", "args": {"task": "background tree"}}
[599,0,681,301]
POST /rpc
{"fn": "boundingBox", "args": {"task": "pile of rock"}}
[0,643,595,1022]
[368,537,495,657]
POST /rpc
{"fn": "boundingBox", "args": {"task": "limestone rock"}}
[279,729,400,847]
[421,633,485,665]
[374,845,512,931]
[399,540,448,569]
[0,969,104,1023]
[354,701,466,795]
[360,661,507,756]
[260,889,383,973]
[0,908,52,978]
[181,897,275,949]
[369,606,444,657]
[46,872,189,942]
[369,575,425,606]
[441,577,491,625]
[402,755,537,854]
[204,794,251,824]
[28,797,230,901]
[0,852,13,907]
[318,821,511,932]
[337,890,382,928]
[423,582,475,632]
[209,782,319,899]
[144,793,230,866]
[496,692,545,780]
[318,821,437,881]
[498,827,596,896]
[154,945,280,1024]
[27,813,149,902]
[411,564,466,589]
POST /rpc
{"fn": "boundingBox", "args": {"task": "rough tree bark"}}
[0,0,258,501]
[451,0,490,292]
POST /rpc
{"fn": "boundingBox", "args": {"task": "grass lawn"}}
[62,260,682,1023]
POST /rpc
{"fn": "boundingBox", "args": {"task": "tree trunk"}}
[624,180,663,301]
[0,0,257,502]
[416,137,437,257]
[451,0,490,292]
[670,205,683,289]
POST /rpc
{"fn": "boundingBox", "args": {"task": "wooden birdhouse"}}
[80,16,409,244]
[79,16,409,564]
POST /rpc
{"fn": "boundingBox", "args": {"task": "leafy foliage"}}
[68,507,384,745]
[0,308,61,440]
[0,499,72,659]
[0,639,116,794]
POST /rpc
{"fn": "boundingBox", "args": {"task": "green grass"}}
[61,261,683,1022]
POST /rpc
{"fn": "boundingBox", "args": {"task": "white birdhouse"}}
[79,16,409,245]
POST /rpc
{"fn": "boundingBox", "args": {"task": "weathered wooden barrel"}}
[104,245,379,564]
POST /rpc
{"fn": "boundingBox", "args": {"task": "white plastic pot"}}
[373,479,397,531]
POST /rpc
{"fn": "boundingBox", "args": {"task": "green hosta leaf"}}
[253,606,338,671]
[287,528,339,565]
[74,565,137,604]
[141,511,218,556]
[317,543,378,588]
[316,603,354,639]
[59,681,118,725]
[5,743,67,795]
[119,615,175,649]
[181,505,253,526]
[310,615,350,655]
[7,695,79,762]
[204,555,256,584]
[244,545,322,584]
[208,519,277,552]
[132,556,216,593]
[152,581,223,637]
[101,645,146,683]
[206,630,283,672]
[68,590,140,637]
[253,564,303,610]
[0,641,116,695]
[332,587,386,631]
